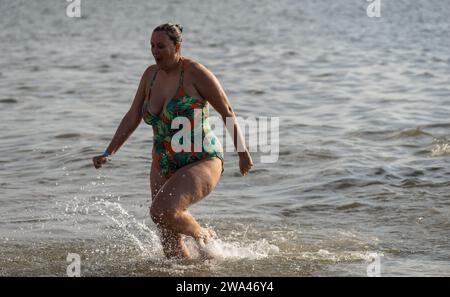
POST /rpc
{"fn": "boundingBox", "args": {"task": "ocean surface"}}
[1,0,449,276]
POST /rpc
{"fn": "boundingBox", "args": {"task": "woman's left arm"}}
[190,62,253,175]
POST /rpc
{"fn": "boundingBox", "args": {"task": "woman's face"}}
[150,31,179,69]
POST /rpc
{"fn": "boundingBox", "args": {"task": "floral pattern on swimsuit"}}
[141,59,224,178]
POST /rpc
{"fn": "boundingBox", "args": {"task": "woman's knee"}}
[149,199,180,226]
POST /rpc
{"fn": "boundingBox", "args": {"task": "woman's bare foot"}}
[196,227,218,260]
[197,227,217,243]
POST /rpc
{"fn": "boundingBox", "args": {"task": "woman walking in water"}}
[92,23,253,259]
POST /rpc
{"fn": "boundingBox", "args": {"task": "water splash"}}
[94,201,162,258]
[431,142,450,157]
[186,237,279,261]
[64,194,280,264]
[64,196,163,259]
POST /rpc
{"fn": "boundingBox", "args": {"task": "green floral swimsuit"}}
[141,58,224,178]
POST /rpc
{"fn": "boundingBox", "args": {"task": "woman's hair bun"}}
[153,23,183,44]
[175,24,183,33]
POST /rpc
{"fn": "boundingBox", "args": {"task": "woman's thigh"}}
[152,157,222,211]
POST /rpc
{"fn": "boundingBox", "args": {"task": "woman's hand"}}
[92,154,108,169]
[239,151,253,176]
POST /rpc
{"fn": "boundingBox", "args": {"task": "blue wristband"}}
[102,151,110,158]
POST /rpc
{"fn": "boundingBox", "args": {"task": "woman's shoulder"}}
[183,57,213,79]
[143,64,158,78]
[140,64,158,94]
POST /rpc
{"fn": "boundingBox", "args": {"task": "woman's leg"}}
[150,161,189,259]
[150,157,222,249]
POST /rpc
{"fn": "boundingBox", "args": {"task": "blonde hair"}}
[153,23,183,45]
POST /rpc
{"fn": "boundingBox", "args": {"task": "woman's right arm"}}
[93,66,152,169]
[189,62,253,176]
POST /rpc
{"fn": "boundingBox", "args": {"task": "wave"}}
[54,133,94,139]
[348,127,434,141]
[320,178,383,190]
[389,128,434,139]
[335,202,366,211]
[0,98,18,103]
[297,249,383,263]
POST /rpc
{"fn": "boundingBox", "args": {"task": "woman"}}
[92,23,253,259]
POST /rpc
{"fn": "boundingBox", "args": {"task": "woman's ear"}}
[175,42,181,53]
